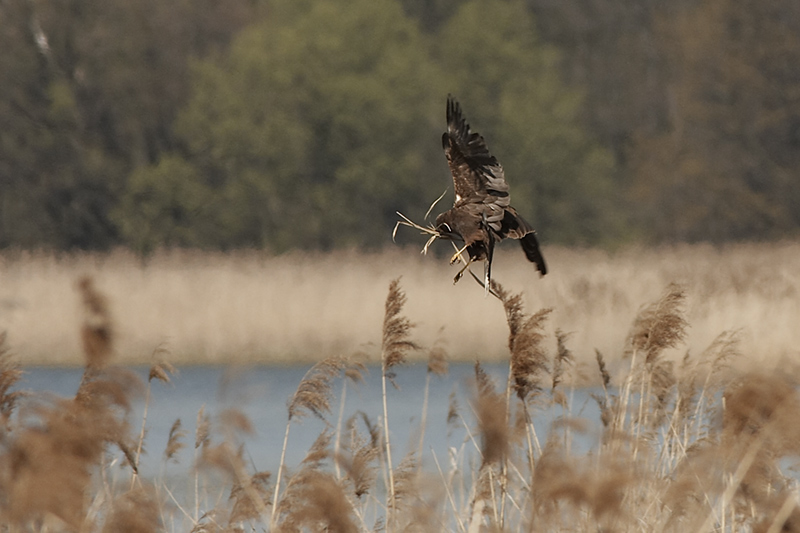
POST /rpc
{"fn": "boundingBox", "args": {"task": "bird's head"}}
[434,211,457,239]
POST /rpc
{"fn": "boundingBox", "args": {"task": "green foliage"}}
[0,0,253,250]
[114,156,217,255]
[169,0,446,250]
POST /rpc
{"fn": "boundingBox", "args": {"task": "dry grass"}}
[0,245,800,531]
[0,243,798,369]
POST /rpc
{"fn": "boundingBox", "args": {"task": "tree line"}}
[1,0,798,253]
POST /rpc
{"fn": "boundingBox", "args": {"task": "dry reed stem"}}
[419,338,449,458]
[392,211,441,256]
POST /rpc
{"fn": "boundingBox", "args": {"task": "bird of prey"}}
[434,95,547,287]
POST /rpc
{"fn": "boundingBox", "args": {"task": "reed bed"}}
[1,262,800,532]
[0,243,799,369]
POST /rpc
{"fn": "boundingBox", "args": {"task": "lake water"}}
[14,363,602,516]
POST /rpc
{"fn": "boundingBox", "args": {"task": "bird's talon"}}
[449,244,469,265]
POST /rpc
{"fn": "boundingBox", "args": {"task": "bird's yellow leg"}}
[449,243,469,265]
[453,257,474,284]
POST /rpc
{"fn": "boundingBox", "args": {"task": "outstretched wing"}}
[442,96,510,206]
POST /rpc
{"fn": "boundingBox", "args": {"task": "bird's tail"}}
[520,231,547,276]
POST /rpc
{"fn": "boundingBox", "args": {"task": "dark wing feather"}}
[442,96,510,205]
[520,231,547,276]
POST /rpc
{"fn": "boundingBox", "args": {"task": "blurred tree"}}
[0,0,254,249]
[527,0,678,166]
[0,1,120,249]
[436,0,628,245]
[115,156,219,255]
[131,0,447,252]
[629,0,800,242]
[399,0,466,32]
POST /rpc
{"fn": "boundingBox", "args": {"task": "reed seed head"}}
[382,278,420,376]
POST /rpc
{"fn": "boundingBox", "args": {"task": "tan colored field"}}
[0,243,798,370]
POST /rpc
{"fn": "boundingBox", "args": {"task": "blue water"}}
[13,363,602,512]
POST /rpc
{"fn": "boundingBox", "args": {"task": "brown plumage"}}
[435,96,547,286]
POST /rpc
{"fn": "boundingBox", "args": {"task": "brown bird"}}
[434,96,546,286]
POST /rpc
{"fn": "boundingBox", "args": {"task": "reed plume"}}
[550,329,574,396]
[391,452,444,533]
[616,283,688,438]
[228,472,272,525]
[288,356,349,421]
[3,398,103,527]
[273,356,351,526]
[164,418,186,463]
[195,406,210,450]
[626,282,688,366]
[277,471,358,533]
[391,451,420,512]
[4,366,139,529]
[493,280,552,402]
[77,276,114,370]
[0,332,23,427]
[380,278,420,526]
[595,349,611,390]
[336,414,379,499]
[275,430,358,533]
[134,357,177,479]
[199,434,271,528]
[531,448,638,530]
[148,359,177,384]
[102,486,161,533]
[473,362,509,466]
[382,278,420,381]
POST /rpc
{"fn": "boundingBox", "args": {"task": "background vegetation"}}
[2,0,799,253]
[2,244,798,367]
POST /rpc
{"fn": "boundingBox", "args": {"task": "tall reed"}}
[380,278,420,528]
